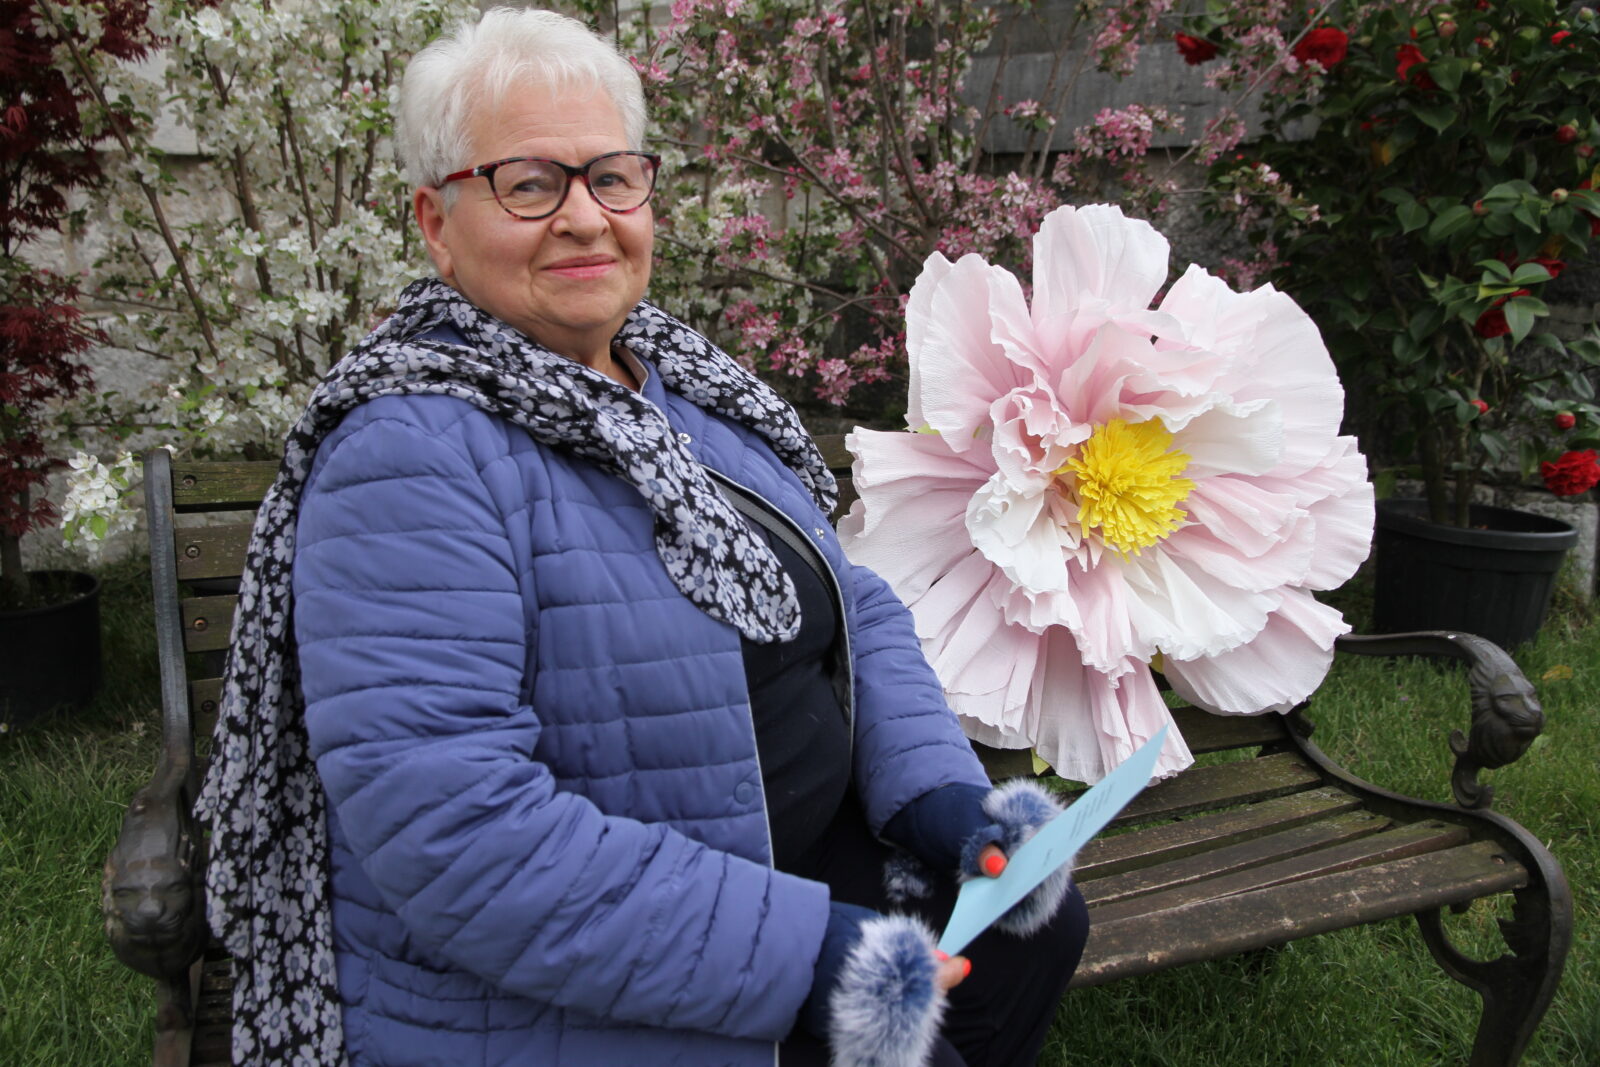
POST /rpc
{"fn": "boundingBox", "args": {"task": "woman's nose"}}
[550,179,608,239]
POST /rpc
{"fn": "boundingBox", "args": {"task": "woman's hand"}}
[934,842,1007,990]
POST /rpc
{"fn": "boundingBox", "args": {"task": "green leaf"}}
[1430,58,1466,93]
[1476,258,1513,281]
[1505,300,1536,342]
[1412,103,1457,133]
[1427,205,1475,242]
[1407,304,1445,341]
[1512,203,1540,231]
[1485,129,1514,164]
[1377,187,1416,206]
[1398,200,1429,233]
[1509,262,1554,285]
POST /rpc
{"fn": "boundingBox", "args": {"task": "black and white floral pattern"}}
[194,278,836,1066]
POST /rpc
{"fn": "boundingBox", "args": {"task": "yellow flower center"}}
[1061,418,1195,556]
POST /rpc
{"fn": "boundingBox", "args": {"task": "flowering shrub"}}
[573,0,1324,418]
[839,205,1372,780]
[48,0,474,543]
[0,0,148,605]
[1184,0,1600,522]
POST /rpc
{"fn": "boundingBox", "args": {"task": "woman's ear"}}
[414,186,455,281]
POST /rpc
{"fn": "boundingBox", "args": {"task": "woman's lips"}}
[545,256,616,279]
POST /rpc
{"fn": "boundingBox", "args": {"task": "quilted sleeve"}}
[293,400,828,1041]
[844,560,991,836]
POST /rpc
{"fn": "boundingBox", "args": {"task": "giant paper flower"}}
[838,205,1374,783]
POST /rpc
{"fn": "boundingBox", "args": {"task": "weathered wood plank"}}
[1168,705,1291,753]
[189,678,223,741]
[1075,787,1363,880]
[170,462,278,513]
[191,951,234,1066]
[1081,809,1392,908]
[1073,751,1322,829]
[1071,840,1528,987]
[814,433,853,471]
[174,523,254,582]
[1088,818,1471,925]
[180,596,237,653]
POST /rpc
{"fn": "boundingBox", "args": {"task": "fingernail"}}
[960,957,972,978]
[983,853,1006,877]
[934,950,949,962]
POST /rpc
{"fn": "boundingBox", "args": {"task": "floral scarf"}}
[194,277,835,1064]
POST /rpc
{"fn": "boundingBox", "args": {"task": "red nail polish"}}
[934,950,949,962]
[960,957,972,978]
[983,853,1006,877]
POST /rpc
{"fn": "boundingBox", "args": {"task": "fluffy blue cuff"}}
[970,778,1072,937]
[827,914,946,1067]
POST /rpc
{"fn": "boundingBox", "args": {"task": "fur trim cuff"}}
[882,850,935,904]
[980,779,1072,937]
[827,914,946,1067]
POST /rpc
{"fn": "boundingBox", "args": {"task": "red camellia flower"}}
[1469,398,1490,415]
[1475,309,1509,337]
[1555,124,1579,144]
[1554,412,1577,431]
[1175,33,1218,65]
[1293,27,1349,69]
[1474,289,1530,338]
[1395,45,1435,89]
[1542,450,1600,497]
[1551,30,1573,46]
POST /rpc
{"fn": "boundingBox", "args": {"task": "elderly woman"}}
[199,8,1087,1067]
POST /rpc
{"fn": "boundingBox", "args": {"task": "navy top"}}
[742,528,851,870]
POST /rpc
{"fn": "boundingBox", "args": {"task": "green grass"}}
[2,559,1596,1065]
[1,557,159,1066]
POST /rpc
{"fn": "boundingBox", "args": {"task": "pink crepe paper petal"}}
[842,203,1372,785]
[1162,589,1351,715]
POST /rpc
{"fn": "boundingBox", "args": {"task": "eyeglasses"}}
[438,150,661,220]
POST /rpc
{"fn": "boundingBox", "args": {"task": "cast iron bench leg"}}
[1415,878,1572,1067]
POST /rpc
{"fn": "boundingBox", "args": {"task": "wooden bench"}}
[103,442,1572,1067]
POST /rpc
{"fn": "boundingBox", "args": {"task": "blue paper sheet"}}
[937,724,1170,956]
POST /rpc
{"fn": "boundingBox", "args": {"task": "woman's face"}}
[414,83,653,367]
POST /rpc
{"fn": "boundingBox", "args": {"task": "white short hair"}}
[396,7,647,192]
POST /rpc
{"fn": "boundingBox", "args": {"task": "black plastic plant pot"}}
[1373,499,1579,649]
[0,570,103,728]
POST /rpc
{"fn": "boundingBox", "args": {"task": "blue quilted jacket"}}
[292,354,990,1065]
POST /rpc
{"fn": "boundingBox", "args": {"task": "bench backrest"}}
[144,436,1281,770]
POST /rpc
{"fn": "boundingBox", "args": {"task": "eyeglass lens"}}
[491,154,655,218]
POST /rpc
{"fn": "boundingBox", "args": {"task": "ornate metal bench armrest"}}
[1334,631,1543,810]
[102,449,208,983]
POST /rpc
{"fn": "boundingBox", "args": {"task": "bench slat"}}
[1168,705,1289,753]
[175,523,255,581]
[813,433,853,471]
[1081,808,1392,907]
[1075,787,1362,880]
[191,950,234,1066]
[180,596,237,653]
[1088,818,1471,924]
[1072,839,1528,987]
[171,461,278,513]
[1099,751,1321,828]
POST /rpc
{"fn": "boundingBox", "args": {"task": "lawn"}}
[1,558,1595,1065]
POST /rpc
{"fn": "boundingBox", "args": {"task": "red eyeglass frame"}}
[437,150,662,220]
